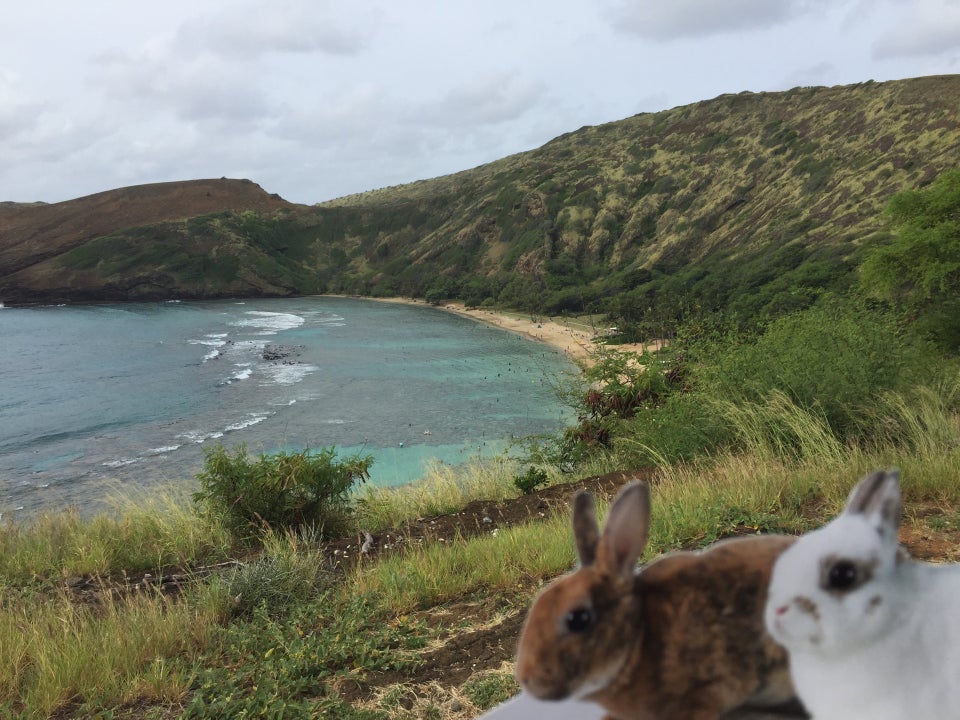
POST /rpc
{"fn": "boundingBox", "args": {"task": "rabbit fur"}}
[765,469,960,720]
[515,480,798,720]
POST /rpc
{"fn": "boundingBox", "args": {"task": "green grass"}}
[0,490,232,584]
[0,379,957,718]
[354,512,575,611]
[353,456,542,532]
[0,586,219,719]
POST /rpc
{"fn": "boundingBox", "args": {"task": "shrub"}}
[559,347,690,462]
[193,444,373,541]
[513,466,549,495]
[617,392,731,465]
[694,299,938,442]
[215,530,330,619]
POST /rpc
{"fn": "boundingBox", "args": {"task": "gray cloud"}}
[609,0,821,40]
[0,70,43,141]
[873,1,960,58]
[418,73,545,128]
[269,82,386,145]
[2,0,959,205]
[174,0,367,59]
[93,50,274,128]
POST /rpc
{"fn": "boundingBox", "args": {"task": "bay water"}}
[0,297,576,520]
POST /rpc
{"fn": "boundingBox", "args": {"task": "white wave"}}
[190,336,228,362]
[103,457,142,468]
[260,363,318,385]
[224,414,271,432]
[177,430,224,444]
[231,367,253,381]
[325,418,346,424]
[268,398,299,406]
[232,340,268,353]
[149,445,181,455]
[219,364,253,384]
[230,311,305,335]
[311,312,346,327]
[190,338,226,347]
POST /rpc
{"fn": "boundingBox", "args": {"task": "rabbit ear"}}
[572,490,600,567]
[597,481,651,582]
[844,469,902,539]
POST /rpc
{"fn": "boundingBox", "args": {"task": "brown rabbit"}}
[515,480,799,720]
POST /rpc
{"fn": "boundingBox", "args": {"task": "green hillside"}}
[2,75,959,334]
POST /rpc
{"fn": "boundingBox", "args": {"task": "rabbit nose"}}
[774,604,789,616]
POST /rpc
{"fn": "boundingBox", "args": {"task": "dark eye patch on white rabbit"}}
[818,555,876,595]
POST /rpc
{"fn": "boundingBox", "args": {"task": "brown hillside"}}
[0,178,296,276]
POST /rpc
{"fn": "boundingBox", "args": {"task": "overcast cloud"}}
[1,0,958,205]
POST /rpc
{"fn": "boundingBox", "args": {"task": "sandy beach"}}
[439,303,602,364]
[372,297,652,365]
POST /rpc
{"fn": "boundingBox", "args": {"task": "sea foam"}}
[260,363,319,385]
[230,311,305,335]
[224,414,271,432]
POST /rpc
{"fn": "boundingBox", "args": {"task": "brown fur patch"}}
[793,595,819,620]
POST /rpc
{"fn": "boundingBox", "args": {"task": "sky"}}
[2,0,959,206]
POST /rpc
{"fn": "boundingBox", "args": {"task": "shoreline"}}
[368,296,653,365]
[439,302,599,364]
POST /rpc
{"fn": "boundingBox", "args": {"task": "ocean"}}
[0,297,576,520]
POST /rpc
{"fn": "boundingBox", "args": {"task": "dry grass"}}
[0,587,220,718]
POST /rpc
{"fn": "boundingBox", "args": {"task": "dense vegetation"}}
[553,167,960,470]
[5,76,960,335]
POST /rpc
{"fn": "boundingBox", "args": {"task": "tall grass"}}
[0,491,232,583]
[353,512,575,611]
[212,527,330,619]
[353,456,532,532]
[357,444,960,620]
[706,378,960,503]
[712,389,848,465]
[0,587,220,718]
[868,374,960,455]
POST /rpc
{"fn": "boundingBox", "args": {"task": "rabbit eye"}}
[827,560,859,591]
[564,607,594,634]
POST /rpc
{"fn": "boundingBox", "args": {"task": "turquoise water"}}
[0,297,576,518]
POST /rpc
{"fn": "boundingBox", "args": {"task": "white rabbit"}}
[765,469,960,720]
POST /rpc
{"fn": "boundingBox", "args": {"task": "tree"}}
[860,168,960,350]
